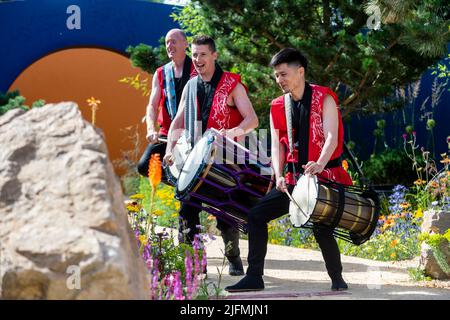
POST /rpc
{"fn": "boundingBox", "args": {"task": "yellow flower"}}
[153,210,164,216]
[139,235,148,245]
[415,208,423,219]
[390,239,398,247]
[390,252,397,259]
[130,193,145,200]
[126,204,140,213]
[207,215,216,221]
[171,213,178,218]
[86,96,101,107]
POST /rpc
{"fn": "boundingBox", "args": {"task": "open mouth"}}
[196,63,205,69]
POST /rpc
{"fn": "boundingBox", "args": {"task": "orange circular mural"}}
[9,47,153,177]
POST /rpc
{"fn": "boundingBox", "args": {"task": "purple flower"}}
[173,272,185,300]
[185,250,193,299]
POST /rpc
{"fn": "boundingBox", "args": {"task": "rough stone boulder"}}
[420,209,450,280]
[0,103,149,299]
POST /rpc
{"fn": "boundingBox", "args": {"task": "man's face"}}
[165,31,187,60]
[192,44,217,76]
[273,63,304,94]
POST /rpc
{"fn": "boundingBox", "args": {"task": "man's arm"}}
[303,94,339,175]
[163,85,187,165]
[270,112,287,192]
[145,73,162,143]
[222,83,259,139]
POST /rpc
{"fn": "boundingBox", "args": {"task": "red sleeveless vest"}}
[270,84,352,186]
[156,61,197,136]
[204,72,244,131]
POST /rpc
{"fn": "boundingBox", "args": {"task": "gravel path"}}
[202,235,450,300]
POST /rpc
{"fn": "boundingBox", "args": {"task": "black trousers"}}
[246,185,343,279]
[137,141,241,259]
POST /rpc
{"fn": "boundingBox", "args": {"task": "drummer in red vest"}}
[164,35,259,276]
[226,48,353,292]
[137,29,197,179]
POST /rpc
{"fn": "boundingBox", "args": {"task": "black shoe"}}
[331,276,348,291]
[225,275,264,292]
[228,257,244,276]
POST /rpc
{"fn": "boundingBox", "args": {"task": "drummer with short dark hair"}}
[225,48,353,292]
[164,35,259,276]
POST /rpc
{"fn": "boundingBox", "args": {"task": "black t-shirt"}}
[288,82,312,175]
[174,76,183,109]
[197,64,224,133]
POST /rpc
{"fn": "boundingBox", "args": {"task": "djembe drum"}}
[289,174,380,245]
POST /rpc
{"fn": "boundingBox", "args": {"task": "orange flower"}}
[148,153,162,188]
[440,157,450,165]
[414,179,426,186]
[390,239,398,247]
[399,202,410,209]
[429,181,439,188]
[342,160,349,172]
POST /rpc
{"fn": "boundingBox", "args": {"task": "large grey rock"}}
[0,103,149,299]
[420,209,450,280]
[421,209,450,234]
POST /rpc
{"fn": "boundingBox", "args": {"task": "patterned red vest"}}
[203,72,244,131]
[156,61,197,136]
[270,84,352,186]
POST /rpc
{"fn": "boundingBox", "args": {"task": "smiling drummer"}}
[226,48,353,292]
[164,35,259,276]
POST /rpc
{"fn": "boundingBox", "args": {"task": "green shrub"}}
[362,149,420,186]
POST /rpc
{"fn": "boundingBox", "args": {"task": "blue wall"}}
[347,47,450,162]
[0,0,179,92]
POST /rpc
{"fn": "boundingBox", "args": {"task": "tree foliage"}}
[171,0,449,127]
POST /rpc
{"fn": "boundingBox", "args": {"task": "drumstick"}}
[284,190,309,218]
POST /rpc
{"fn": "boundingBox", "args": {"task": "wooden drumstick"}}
[284,189,309,218]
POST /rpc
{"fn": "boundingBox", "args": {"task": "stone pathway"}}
[202,235,450,300]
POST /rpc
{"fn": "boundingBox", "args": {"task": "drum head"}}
[166,134,191,181]
[176,133,214,196]
[289,174,318,227]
